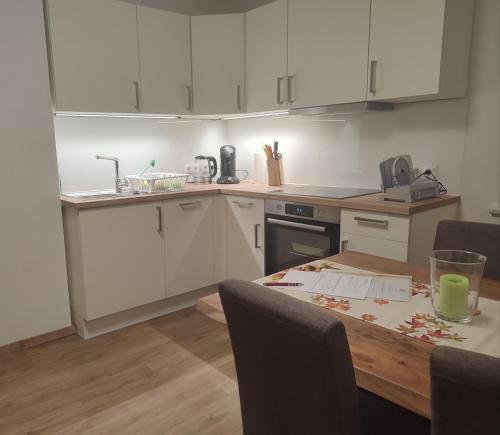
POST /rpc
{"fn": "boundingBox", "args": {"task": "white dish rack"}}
[126,172,188,194]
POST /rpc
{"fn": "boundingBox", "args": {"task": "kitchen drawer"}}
[341,232,408,262]
[226,195,264,218]
[341,209,410,243]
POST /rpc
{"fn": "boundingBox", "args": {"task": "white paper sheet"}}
[280,270,371,300]
[366,275,411,302]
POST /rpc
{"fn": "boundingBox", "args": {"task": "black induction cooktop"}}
[271,185,380,199]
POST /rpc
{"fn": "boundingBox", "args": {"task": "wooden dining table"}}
[197,251,500,419]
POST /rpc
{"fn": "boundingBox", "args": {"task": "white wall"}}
[55,118,226,193]
[460,0,500,223]
[225,98,468,193]
[0,0,71,347]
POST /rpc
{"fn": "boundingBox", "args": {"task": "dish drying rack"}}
[126,172,188,194]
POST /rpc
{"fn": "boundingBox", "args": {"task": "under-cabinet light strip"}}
[221,111,289,120]
[54,112,180,119]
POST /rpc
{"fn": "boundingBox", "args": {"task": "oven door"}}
[265,214,340,275]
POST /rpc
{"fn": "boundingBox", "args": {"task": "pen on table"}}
[263,282,304,287]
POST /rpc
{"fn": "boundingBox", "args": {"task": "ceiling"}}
[120,0,275,15]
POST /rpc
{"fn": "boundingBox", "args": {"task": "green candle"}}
[438,274,469,319]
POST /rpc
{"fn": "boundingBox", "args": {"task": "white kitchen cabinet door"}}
[340,232,408,262]
[191,14,245,114]
[226,196,265,281]
[163,196,214,297]
[79,203,165,320]
[368,0,474,101]
[287,0,370,108]
[47,0,140,113]
[137,6,192,114]
[245,0,288,112]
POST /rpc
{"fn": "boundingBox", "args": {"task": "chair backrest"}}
[219,279,361,435]
[433,220,500,280]
[430,346,500,435]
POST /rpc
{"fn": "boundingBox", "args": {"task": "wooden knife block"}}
[267,159,284,186]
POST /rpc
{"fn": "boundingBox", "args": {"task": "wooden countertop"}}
[197,251,500,418]
[61,182,460,216]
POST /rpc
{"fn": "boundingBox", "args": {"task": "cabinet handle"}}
[254,223,262,249]
[185,85,192,111]
[133,80,141,112]
[232,200,254,208]
[276,77,284,105]
[369,60,378,95]
[237,84,242,111]
[287,75,295,103]
[354,216,388,227]
[179,201,201,209]
[156,206,163,233]
[341,240,348,253]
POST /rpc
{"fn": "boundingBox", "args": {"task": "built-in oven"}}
[265,199,341,275]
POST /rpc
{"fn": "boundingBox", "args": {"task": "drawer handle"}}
[354,216,389,227]
[232,200,254,208]
[179,201,201,209]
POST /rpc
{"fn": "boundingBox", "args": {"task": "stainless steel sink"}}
[65,190,134,201]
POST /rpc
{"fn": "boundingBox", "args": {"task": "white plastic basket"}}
[126,172,188,194]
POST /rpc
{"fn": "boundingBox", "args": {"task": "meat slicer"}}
[379,155,439,203]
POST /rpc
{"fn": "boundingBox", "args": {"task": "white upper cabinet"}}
[245,0,288,113]
[287,0,370,108]
[47,0,140,113]
[137,6,192,114]
[191,14,245,114]
[367,0,474,102]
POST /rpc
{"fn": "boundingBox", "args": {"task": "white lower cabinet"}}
[340,205,458,265]
[77,202,166,320]
[225,196,265,281]
[163,196,215,297]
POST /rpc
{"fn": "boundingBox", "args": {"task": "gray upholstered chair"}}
[219,279,430,435]
[430,346,500,435]
[433,220,500,280]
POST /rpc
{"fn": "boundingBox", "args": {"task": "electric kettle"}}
[191,155,217,184]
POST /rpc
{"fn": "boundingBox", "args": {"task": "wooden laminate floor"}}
[0,308,242,435]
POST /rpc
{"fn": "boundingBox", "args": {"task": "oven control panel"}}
[265,200,340,224]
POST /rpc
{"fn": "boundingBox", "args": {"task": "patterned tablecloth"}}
[254,260,500,358]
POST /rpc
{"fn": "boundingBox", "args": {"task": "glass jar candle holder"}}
[430,250,487,323]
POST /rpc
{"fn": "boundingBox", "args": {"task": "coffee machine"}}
[217,145,240,184]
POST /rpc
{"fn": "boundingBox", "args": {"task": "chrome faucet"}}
[95,155,127,193]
